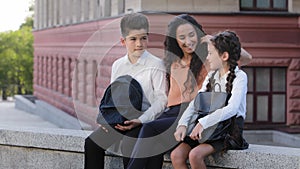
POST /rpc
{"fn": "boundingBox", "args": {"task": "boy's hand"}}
[115,119,141,131]
[189,123,204,141]
[174,125,187,142]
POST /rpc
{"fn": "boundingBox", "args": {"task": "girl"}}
[172,30,248,169]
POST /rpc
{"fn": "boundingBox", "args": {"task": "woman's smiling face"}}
[176,23,198,55]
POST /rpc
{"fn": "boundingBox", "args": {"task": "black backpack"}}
[96,75,143,126]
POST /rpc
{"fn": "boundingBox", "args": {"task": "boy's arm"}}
[110,62,117,83]
[138,64,167,123]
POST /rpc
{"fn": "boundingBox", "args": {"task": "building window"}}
[243,67,286,124]
[240,0,288,11]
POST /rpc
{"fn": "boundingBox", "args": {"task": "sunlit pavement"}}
[0,100,59,129]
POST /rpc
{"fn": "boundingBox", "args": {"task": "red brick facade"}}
[33,14,300,128]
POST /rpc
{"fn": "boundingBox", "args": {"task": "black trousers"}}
[84,125,141,169]
[127,103,189,169]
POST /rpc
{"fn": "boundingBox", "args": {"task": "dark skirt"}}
[183,116,245,152]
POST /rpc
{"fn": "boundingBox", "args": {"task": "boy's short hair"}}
[120,13,149,37]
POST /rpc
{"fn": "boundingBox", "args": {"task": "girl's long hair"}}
[164,14,207,93]
[206,30,242,152]
[206,31,241,94]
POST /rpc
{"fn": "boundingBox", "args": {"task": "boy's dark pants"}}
[84,125,141,169]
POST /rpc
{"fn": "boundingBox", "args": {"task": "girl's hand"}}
[174,125,187,142]
[189,123,204,140]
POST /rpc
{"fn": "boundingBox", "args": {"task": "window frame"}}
[240,0,288,12]
[244,67,287,125]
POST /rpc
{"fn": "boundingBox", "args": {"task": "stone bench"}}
[0,126,300,169]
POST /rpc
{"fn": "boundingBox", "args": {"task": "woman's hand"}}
[115,119,141,131]
[174,125,187,142]
[189,123,204,141]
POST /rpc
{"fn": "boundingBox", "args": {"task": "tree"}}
[0,12,34,100]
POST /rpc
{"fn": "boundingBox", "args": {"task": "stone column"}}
[47,0,53,27]
[42,56,47,87]
[70,58,76,99]
[111,0,124,16]
[89,0,95,20]
[77,60,87,103]
[93,0,101,19]
[80,0,86,22]
[65,0,71,25]
[86,61,97,106]
[102,0,111,17]
[40,0,47,28]
[57,57,64,94]
[72,0,79,23]
[59,0,65,25]
[52,0,56,26]
[34,55,40,86]
[52,56,58,91]
[47,56,52,89]
[37,56,42,86]
[34,0,39,29]
[64,57,71,97]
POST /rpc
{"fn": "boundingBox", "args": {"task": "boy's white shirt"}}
[111,50,167,123]
[177,67,247,130]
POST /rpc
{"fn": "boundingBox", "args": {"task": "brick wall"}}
[33,13,300,127]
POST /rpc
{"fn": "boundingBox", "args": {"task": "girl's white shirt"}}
[177,67,248,130]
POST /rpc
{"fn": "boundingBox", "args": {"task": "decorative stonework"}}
[290,86,300,99]
[288,113,300,125]
[290,100,300,113]
[249,58,291,67]
[289,59,300,71]
[289,71,300,85]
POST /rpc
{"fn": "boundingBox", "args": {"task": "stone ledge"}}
[0,126,300,169]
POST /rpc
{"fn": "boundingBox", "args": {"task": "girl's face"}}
[121,29,148,59]
[176,23,198,55]
[207,42,223,71]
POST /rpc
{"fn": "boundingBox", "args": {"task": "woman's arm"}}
[239,48,252,66]
[201,35,252,67]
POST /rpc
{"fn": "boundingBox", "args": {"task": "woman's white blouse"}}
[177,67,248,130]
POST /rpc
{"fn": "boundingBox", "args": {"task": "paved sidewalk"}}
[0,101,60,129]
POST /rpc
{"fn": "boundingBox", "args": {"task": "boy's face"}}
[121,29,148,59]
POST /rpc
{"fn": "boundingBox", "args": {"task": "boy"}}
[84,13,167,169]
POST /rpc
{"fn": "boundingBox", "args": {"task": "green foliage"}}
[0,16,34,100]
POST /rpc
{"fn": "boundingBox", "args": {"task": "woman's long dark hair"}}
[164,14,207,93]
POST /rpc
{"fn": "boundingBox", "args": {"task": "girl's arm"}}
[197,70,248,129]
